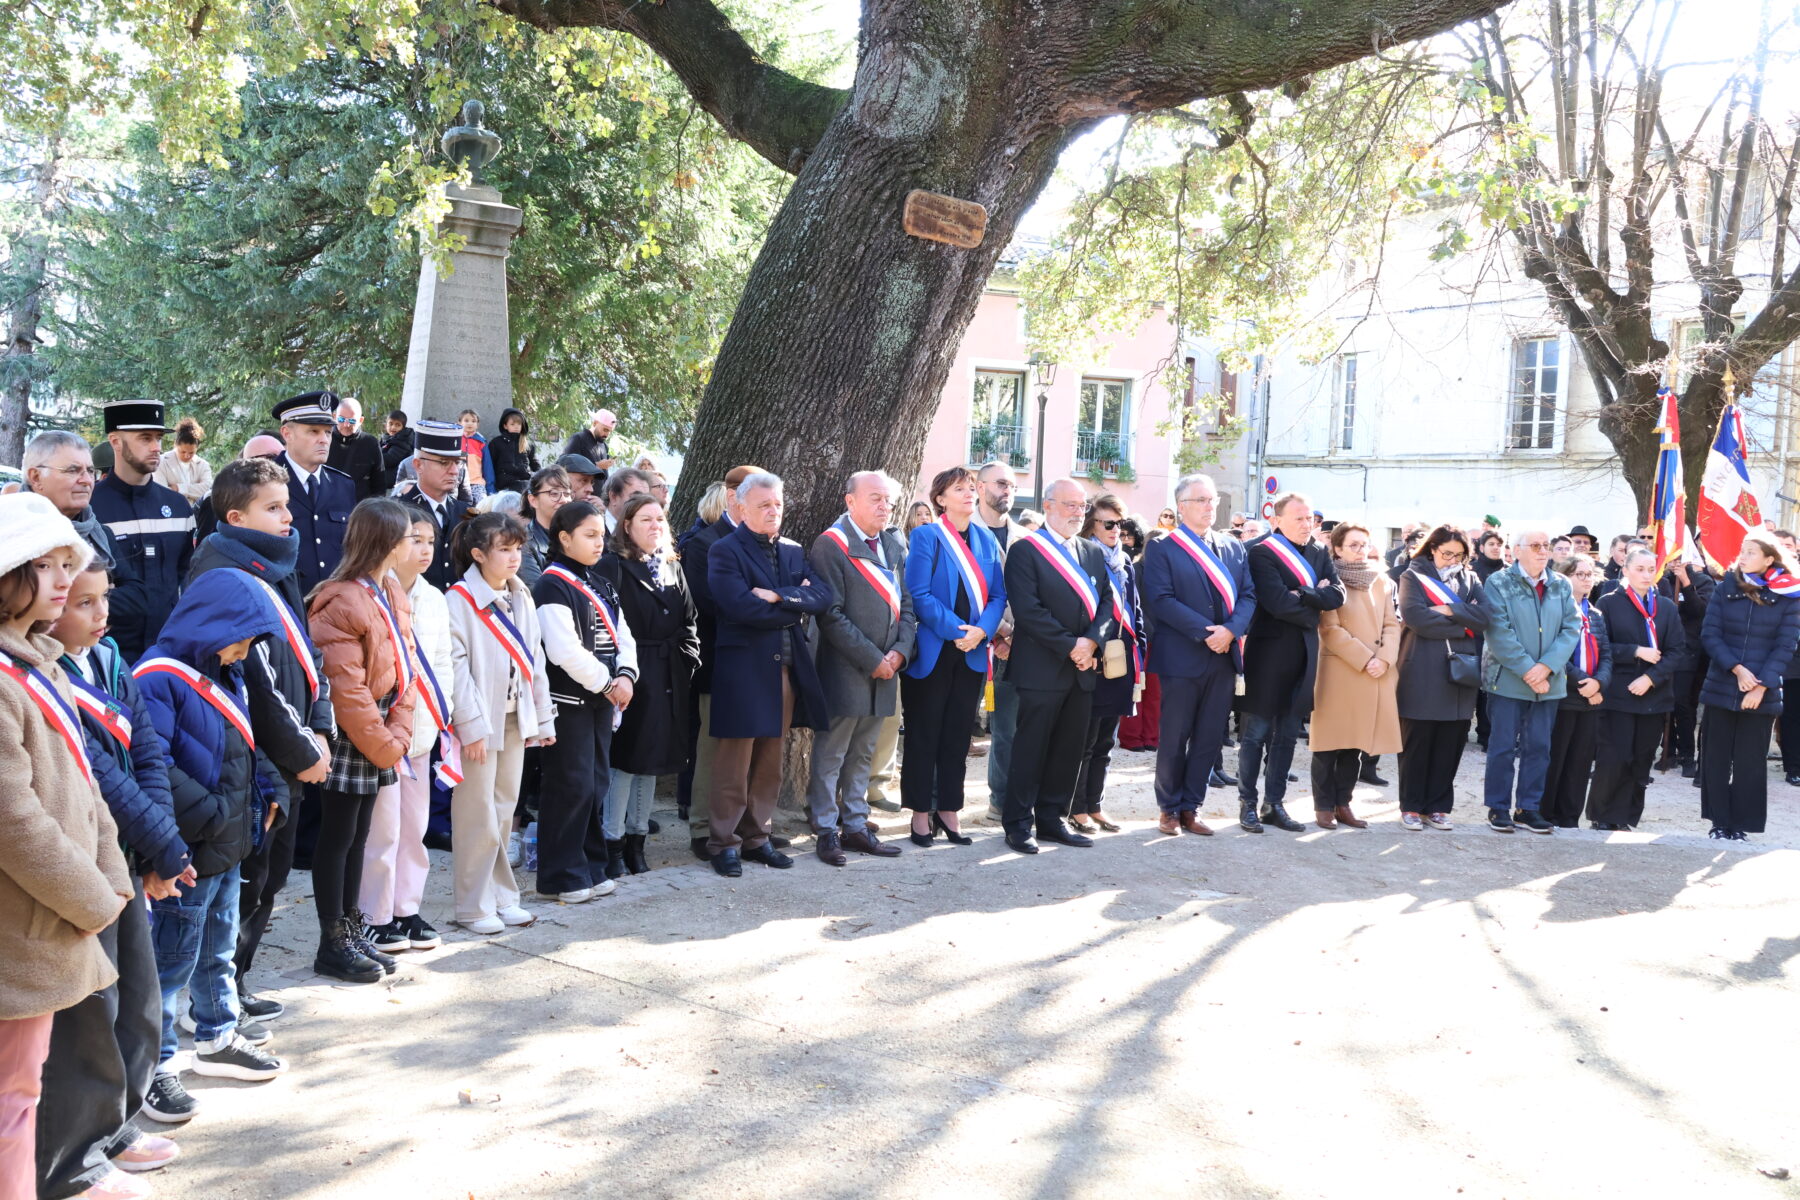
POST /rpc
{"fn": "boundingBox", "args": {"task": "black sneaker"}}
[1513,809,1553,834]
[406,914,442,950]
[142,1072,198,1124]
[239,990,284,1022]
[179,1011,271,1045]
[368,919,411,952]
[192,1032,286,1082]
[1486,808,1515,832]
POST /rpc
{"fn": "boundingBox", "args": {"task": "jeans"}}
[1482,693,1558,813]
[986,678,1018,813]
[1238,708,1304,807]
[151,867,242,1062]
[607,769,656,839]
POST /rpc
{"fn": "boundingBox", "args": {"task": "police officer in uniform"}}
[399,420,473,590]
[91,399,195,661]
[275,391,356,596]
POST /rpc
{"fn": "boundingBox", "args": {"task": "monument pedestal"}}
[399,181,522,429]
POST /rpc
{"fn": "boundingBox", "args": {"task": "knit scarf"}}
[207,523,300,584]
[1335,558,1378,591]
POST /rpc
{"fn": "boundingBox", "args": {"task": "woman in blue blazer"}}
[901,465,1006,843]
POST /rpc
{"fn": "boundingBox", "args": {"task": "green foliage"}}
[47,2,801,449]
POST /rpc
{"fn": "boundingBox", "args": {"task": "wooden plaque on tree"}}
[903,190,987,249]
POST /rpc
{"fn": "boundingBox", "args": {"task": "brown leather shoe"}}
[841,828,902,858]
[815,829,847,866]
[1157,812,1181,836]
[1178,811,1214,837]
[1334,804,1368,829]
[1315,810,1336,830]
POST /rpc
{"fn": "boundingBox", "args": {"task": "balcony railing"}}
[1073,429,1131,477]
[968,422,1031,468]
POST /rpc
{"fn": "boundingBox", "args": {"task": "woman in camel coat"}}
[1310,523,1401,828]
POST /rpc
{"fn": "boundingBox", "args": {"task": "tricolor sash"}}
[822,526,901,622]
[1263,533,1318,587]
[1575,600,1598,676]
[66,670,133,749]
[410,641,463,788]
[933,516,989,611]
[1169,527,1236,616]
[1022,530,1098,620]
[0,650,93,782]
[1747,567,1800,597]
[360,579,416,702]
[543,563,625,650]
[451,583,535,684]
[1414,573,1459,608]
[1101,556,1143,674]
[1624,587,1659,650]
[133,657,255,750]
[246,576,319,702]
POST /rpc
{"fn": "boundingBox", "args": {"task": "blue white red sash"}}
[0,650,93,783]
[932,516,990,611]
[542,563,625,649]
[1022,530,1098,620]
[408,639,463,788]
[1414,573,1459,607]
[66,669,132,749]
[133,657,255,750]
[1624,587,1659,650]
[1169,527,1236,616]
[360,579,416,701]
[1263,533,1318,587]
[1099,555,1143,674]
[1747,567,1800,597]
[822,526,901,622]
[1576,600,1598,675]
[247,576,319,702]
[451,582,535,684]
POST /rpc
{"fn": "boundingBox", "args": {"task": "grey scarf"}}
[1336,559,1377,591]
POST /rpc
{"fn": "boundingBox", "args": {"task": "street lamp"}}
[1028,352,1057,508]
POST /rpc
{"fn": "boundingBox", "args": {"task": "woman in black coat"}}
[489,407,540,494]
[1393,525,1488,829]
[1697,532,1800,840]
[1069,495,1147,834]
[1588,547,1685,829]
[596,494,700,872]
[1541,554,1612,827]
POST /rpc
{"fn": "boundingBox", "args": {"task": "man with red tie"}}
[1000,478,1113,855]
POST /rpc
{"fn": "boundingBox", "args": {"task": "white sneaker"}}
[459,915,504,935]
[548,888,593,904]
[498,905,536,927]
[590,877,616,897]
[1425,813,1454,831]
[506,831,522,867]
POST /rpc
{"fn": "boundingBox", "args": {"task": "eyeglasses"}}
[1520,541,1552,551]
[40,465,96,480]
[1178,496,1216,506]
[534,488,573,501]
[1435,550,1469,562]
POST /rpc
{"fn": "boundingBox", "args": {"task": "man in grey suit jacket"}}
[806,471,918,864]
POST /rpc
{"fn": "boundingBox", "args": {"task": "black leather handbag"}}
[1446,641,1481,690]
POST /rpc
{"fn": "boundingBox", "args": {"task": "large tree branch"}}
[492,0,848,173]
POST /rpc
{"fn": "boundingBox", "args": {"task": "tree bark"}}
[2,143,61,468]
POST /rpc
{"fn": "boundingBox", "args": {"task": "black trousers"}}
[1702,705,1775,833]
[1070,713,1120,816]
[1667,668,1701,765]
[1586,710,1663,827]
[538,701,615,893]
[677,685,703,810]
[315,788,379,929]
[1005,684,1095,834]
[900,652,983,812]
[1542,705,1600,827]
[37,885,158,1198]
[235,774,300,987]
[1474,689,1491,745]
[1154,668,1235,815]
[1309,747,1362,811]
[1398,718,1468,814]
[1779,680,1800,775]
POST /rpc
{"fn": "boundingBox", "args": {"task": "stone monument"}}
[399,100,522,429]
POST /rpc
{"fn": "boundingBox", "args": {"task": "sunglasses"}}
[1096,519,1120,530]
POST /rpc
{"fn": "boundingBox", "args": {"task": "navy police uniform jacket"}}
[91,472,195,663]
[280,454,356,598]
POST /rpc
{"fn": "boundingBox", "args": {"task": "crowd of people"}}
[1,395,1794,1200]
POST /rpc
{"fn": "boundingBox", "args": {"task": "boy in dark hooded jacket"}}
[134,570,289,1120]
[489,407,539,494]
[187,456,333,1022]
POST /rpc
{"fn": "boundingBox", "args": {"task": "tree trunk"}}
[670,38,1073,536]
[2,146,61,468]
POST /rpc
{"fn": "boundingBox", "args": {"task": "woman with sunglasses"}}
[1155,508,1178,533]
[1069,495,1146,834]
[1394,524,1489,830]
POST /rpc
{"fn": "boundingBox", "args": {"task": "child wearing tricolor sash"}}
[0,493,133,1197]
[306,499,420,985]
[447,511,556,934]
[134,568,289,1091]
[358,510,459,955]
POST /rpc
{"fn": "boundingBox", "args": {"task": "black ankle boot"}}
[623,833,650,875]
[1261,802,1306,833]
[346,909,398,975]
[1239,800,1264,833]
[605,839,629,880]
[314,918,382,984]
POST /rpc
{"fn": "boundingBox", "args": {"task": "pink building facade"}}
[914,280,1188,518]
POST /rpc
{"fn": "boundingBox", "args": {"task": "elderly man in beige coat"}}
[1309,522,1401,828]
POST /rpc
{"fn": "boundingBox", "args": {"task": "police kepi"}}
[92,399,195,662]
[274,391,356,596]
